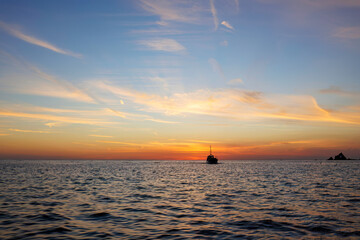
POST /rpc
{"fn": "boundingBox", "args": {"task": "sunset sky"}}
[0,0,359,160]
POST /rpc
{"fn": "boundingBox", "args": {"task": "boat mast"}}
[210,145,212,155]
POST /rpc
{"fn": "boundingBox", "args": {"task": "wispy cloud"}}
[257,0,360,8]
[45,122,61,128]
[138,38,186,52]
[104,107,177,124]
[92,81,360,125]
[0,52,94,103]
[1,72,95,103]
[209,0,219,30]
[0,110,106,125]
[0,21,82,58]
[221,21,234,30]
[90,134,113,138]
[209,58,225,81]
[220,40,228,46]
[132,28,187,35]
[139,0,203,24]
[9,128,50,133]
[333,26,360,39]
[72,142,97,147]
[156,21,169,26]
[319,86,359,97]
[146,118,179,124]
[228,78,244,85]
[149,76,169,89]
[97,140,144,147]
[304,0,360,8]
[234,0,240,12]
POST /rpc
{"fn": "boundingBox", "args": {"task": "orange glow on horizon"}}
[1,135,358,160]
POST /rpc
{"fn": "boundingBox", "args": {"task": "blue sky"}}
[0,0,359,159]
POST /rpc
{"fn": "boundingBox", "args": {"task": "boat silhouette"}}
[206,145,218,164]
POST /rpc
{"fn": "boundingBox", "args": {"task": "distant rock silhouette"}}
[335,152,347,160]
[328,152,347,160]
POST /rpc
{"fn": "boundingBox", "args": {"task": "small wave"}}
[156,233,179,239]
[221,206,236,210]
[135,218,147,222]
[1,219,15,225]
[154,205,183,212]
[195,228,231,236]
[122,207,154,214]
[271,207,292,211]
[77,203,91,207]
[192,208,205,212]
[40,226,71,234]
[189,220,205,225]
[25,213,69,221]
[97,196,115,203]
[29,201,62,207]
[131,193,161,199]
[174,213,196,218]
[89,212,111,218]
[233,190,247,194]
[82,230,114,238]
[301,225,333,234]
[229,219,306,235]
[337,230,360,237]
[0,212,12,219]
[166,228,181,233]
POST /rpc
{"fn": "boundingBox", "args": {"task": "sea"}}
[0,159,359,239]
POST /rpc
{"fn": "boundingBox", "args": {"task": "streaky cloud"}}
[0,52,94,103]
[333,26,360,39]
[92,81,360,125]
[209,58,226,81]
[209,0,219,30]
[131,28,187,35]
[45,122,60,128]
[220,40,228,46]
[0,110,106,125]
[97,140,144,147]
[140,0,203,24]
[140,0,187,22]
[8,128,50,133]
[305,0,360,7]
[138,38,186,52]
[258,0,360,8]
[228,78,244,85]
[234,0,240,12]
[319,86,359,97]
[89,134,113,138]
[146,118,179,124]
[0,21,82,58]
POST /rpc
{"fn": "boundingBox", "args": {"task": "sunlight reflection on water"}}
[0,160,359,239]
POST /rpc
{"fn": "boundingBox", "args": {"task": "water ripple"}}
[0,159,359,239]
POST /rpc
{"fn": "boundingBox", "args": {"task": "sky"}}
[0,0,359,160]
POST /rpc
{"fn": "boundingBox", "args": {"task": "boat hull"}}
[206,155,218,164]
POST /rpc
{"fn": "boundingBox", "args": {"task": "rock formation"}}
[328,152,347,160]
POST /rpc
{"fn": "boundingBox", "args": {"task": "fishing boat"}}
[206,146,218,164]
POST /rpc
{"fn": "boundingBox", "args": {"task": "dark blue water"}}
[0,160,359,239]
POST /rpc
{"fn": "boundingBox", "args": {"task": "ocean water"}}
[0,160,359,239]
